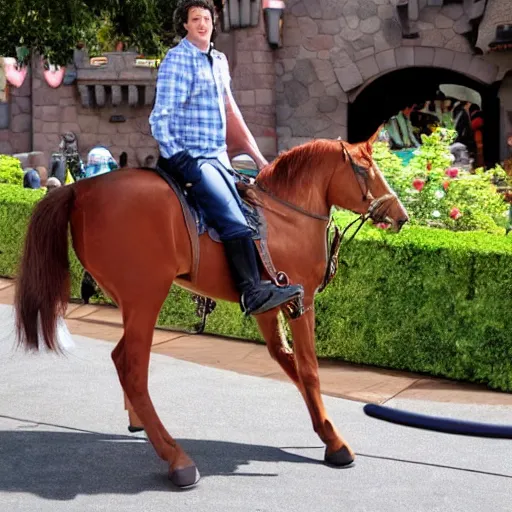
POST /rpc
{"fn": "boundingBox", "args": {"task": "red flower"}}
[442,180,450,191]
[412,178,425,191]
[450,207,462,220]
[426,162,432,171]
[445,167,459,178]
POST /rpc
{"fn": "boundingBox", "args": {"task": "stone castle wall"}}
[31,55,158,168]
[216,14,277,157]
[275,0,512,153]
[0,67,32,155]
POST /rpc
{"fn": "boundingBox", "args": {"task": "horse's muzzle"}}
[394,217,408,232]
[368,193,408,232]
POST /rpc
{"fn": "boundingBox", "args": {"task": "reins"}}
[253,182,330,221]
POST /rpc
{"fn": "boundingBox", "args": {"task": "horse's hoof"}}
[324,446,355,467]
[169,465,201,489]
[128,425,145,433]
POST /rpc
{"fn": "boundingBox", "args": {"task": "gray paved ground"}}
[1,305,511,511]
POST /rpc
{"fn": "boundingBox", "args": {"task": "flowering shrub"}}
[373,130,510,233]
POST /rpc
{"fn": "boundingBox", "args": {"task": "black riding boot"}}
[223,237,303,315]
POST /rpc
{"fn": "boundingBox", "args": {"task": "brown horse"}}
[14,133,408,488]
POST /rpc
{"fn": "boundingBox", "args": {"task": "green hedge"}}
[314,223,512,391]
[0,155,24,186]
[0,185,85,298]
[0,185,45,277]
[1,184,512,391]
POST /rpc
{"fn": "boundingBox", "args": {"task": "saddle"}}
[152,163,291,289]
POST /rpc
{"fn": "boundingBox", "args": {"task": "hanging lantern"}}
[263,0,285,49]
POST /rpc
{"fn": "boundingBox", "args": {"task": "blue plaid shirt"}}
[149,38,230,159]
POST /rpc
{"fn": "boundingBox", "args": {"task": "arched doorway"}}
[348,67,500,166]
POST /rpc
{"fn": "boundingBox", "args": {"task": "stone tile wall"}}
[0,68,32,155]
[275,0,512,152]
[31,57,158,168]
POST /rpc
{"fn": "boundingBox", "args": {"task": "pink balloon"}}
[3,57,27,88]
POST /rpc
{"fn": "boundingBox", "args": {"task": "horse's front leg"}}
[288,307,355,466]
[256,311,301,386]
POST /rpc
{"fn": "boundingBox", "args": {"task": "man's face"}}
[184,7,213,50]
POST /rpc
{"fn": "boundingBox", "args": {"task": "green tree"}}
[0,0,94,65]
[0,0,181,66]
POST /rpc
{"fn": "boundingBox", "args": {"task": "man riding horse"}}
[149,0,302,316]
[14,0,409,490]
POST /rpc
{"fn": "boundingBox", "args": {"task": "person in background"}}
[469,104,484,168]
[45,176,62,193]
[84,146,119,179]
[23,169,41,189]
[35,166,48,186]
[49,155,68,185]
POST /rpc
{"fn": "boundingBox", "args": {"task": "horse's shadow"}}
[0,429,319,499]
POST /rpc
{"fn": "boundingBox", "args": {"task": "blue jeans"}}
[190,158,253,241]
[161,151,253,241]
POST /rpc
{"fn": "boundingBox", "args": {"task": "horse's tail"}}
[14,185,76,351]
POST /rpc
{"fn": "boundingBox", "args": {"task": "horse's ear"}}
[366,124,384,153]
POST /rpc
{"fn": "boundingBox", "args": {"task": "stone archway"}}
[347,63,501,165]
[337,47,499,97]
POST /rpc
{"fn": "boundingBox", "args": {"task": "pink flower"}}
[412,178,425,191]
[445,168,459,178]
[450,207,462,220]
[375,222,390,229]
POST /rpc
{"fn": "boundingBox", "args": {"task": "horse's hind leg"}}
[111,285,200,488]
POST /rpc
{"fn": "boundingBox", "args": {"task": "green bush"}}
[0,184,45,276]
[0,155,24,186]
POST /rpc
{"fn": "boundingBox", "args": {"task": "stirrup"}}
[241,284,304,316]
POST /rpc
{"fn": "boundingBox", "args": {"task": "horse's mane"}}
[256,139,339,202]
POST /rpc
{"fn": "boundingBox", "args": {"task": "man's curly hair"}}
[173,0,217,40]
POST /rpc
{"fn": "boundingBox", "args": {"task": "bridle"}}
[254,141,398,242]
[338,141,397,225]
[253,183,330,221]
